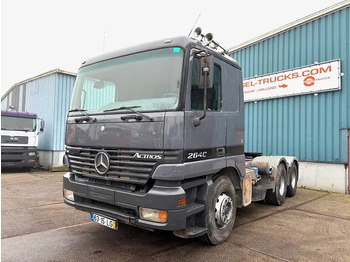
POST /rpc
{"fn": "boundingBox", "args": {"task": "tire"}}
[22,167,32,172]
[200,176,236,245]
[265,163,287,206]
[286,162,298,197]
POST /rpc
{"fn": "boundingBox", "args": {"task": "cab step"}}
[173,226,208,239]
[186,202,205,217]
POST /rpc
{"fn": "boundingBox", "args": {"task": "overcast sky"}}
[1,0,345,97]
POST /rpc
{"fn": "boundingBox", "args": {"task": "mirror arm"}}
[37,118,45,133]
[193,66,209,127]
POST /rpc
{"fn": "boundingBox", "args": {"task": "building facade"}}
[1,69,76,169]
[229,1,350,193]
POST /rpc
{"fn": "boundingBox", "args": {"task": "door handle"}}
[216,148,225,157]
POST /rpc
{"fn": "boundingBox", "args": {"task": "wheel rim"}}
[279,174,285,196]
[215,193,234,228]
[291,174,296,189]
[290,166,297,189]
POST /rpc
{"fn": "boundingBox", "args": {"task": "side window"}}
[191,58,221,111]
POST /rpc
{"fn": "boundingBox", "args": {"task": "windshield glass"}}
[1,116,36,132]
[70,47,184,114]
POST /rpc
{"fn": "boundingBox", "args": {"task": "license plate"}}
[91,213,117,230]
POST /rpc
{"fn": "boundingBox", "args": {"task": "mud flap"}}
[242,169,253,206]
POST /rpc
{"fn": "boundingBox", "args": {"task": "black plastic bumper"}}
[63,172,187,231]
[1,146,37,168]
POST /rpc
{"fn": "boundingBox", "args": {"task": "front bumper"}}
[1,146,37,168]
[63,172,187,231]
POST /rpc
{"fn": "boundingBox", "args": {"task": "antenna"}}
[188,14,201,37]
[102,31,106,53]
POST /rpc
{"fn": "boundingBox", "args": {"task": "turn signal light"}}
[139,207,168,223]
[177,198,186,207]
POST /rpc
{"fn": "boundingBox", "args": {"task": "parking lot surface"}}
[2,170,350,261]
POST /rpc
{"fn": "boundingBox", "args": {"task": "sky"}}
[1,0,345,97]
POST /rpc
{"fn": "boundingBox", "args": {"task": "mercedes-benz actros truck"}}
[63,29,298,245]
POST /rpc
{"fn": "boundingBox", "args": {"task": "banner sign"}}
[243,60,341,102]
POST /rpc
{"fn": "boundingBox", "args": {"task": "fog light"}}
[63,188,74,201]
[139,207,168,223]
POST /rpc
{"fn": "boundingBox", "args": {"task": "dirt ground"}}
[2,169,350,261]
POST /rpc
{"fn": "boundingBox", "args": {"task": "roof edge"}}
[1,110,37,119]
[228,0,350,54]
[2,69,76,100]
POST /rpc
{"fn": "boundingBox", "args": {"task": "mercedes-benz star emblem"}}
[94,152,110,175]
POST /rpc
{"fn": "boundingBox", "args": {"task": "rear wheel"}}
[265,163,287,206]
[286,162,298,197]
[200,176,236,245]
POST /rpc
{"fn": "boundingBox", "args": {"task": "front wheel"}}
[200,176,236,245]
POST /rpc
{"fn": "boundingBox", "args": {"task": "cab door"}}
[183,52,227,164]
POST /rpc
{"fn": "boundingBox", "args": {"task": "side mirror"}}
[199,55,214,89]
[193,53,214,127]
[39,119,45,133]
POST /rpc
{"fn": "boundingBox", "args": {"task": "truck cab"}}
[1,110,44,170]
[63,35,298,245]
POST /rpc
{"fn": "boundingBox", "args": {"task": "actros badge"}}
[94,152,110,175]
[133,153,162,160]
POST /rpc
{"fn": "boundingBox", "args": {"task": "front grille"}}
[1,135,29,144]
[66,146,163,186]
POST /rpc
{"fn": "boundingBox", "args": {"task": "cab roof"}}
[81,36,240,70]
[1,110,37,119]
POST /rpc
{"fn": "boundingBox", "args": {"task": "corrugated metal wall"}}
[53,73,76,151]
[230,6,350,163]
[1,84,26,111]
[1,96,8,110]
[1,71,76,152]
[25,74,56,150]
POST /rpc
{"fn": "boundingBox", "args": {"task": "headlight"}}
[63,188,74,201]
[139,207,168,223]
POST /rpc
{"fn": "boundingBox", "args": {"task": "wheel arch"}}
[283,156,299,184]
[212,167,243,208]
[251,156,287,177]
[212,167,242,189]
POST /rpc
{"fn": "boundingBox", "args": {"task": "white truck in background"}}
[1,110,44,171]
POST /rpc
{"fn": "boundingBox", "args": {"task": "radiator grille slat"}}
[71,169,147,185]
[66,146,163,186]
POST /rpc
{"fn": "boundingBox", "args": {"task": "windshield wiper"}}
[69,108,87,113]
[103,106,154,121]
[68,108,97,123]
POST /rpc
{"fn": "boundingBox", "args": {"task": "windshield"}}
[1,116,36,132]
[70,47,184,114]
